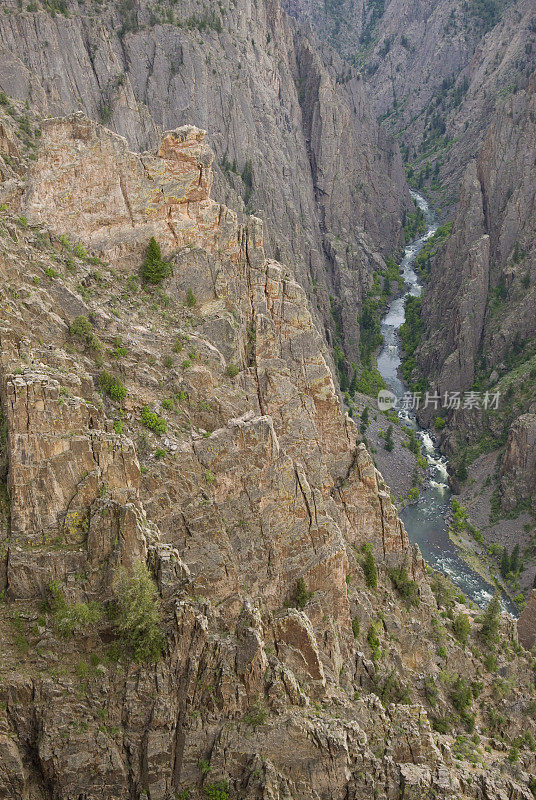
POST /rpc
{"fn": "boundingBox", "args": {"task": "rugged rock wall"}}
[0,112,535,800]
[285,0,536,212]
[0,0,411,360]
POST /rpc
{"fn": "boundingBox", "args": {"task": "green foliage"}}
[351,616,360,638]
[141,407,167,436]
[415,221,453,281]
[434,416,446,430]
[111,561,164,663]
[480,594,501,645]
[244,699,268,728]
[186,288,197,308]
[226,363,239,378]
[424,676,438,707]
[452,613,471,646]
[295,577,310,609]
[354,367,386,397]
[140,237,171,285]
[69,316,102,352]
[388,564,419,606]
[403,207,426,243]
[408,486,420,502]
[204,781,229,800]
[384,424,394,451]
[98,371,127,403]
[399,297,425,391]
[46,581,103,637]
[362,544,377,589]
[450,676,473,725]
[360,406,369,434]
[373,671,411,706]
[359,297,383,367]
[367,622,381,662]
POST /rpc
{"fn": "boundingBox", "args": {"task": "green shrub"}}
[98,371,127,403]
[362,544,377,589]
[434,416,446,430]
[69,315,101,352]
[367,622,381,662]
[140,237,171,285]
[384,423,394,451]
[204,781,229,800]
[453,613,471,646]
[141,406,167,435]
[226,363,239,378]
[186,288,197,308]
[46,581,103,637]
[161,398,173,410]
[244,699,268,728]
[424,676,438,707]
[388,565,420,606]
[111,561,164,663]
[113,420,123,435]
[295,577,310,609]
[480,594,501,645]
[154,448,167,460]
[351,617,360,638]
[163,354,174,369]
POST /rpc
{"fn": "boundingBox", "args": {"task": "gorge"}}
[0,1,535,798]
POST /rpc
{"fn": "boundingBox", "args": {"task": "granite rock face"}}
[0,112,535,800]
[0,0,411,359]
[285,0,536,212]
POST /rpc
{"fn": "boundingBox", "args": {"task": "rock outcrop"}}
[0,0,411,360]
[0,114,534,800]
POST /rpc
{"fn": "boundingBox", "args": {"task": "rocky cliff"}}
[404,69,536,590]
[285,0,536,212]
[0,111,535,800]
[0,0,411,364]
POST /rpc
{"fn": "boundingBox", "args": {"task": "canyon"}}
[0,1,536,798]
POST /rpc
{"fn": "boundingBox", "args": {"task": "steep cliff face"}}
[0,0,411,362]
[408,71,536,579]
[0,113,535,800]
[285,0,536,211]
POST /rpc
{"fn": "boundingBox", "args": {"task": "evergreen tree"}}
[360,406,369,435]
[384,424,394,451]
[141,237,172,285]
[500,547,510,578]
[481,594,501,645]
[510,544,520,574]
[363,544,378,589]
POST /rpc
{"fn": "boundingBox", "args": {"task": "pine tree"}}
[363,544,378,589]
[500,547,510,578]
[481,594,501,645]
[141,237,172,285]
[510,544,520,574]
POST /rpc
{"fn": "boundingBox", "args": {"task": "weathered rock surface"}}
[0,114,534,800]
[0,0,411,359]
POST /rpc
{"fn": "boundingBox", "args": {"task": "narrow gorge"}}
[0,1,535,799]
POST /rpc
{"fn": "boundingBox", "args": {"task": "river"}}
[376,192,516,613]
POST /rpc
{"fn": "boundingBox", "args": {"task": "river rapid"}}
[376,192,516,614]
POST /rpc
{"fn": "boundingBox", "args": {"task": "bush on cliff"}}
[98,371,127,403]
[141,237,172,285]
[111,561,164,663]
[362,543,378,589]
